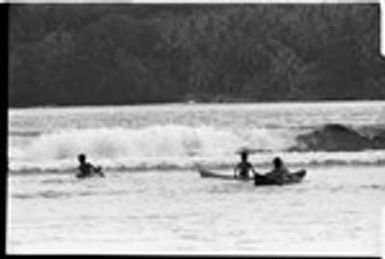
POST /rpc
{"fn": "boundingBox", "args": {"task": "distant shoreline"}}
[9,5,385,108]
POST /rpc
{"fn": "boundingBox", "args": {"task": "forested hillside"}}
[9,4,385,107]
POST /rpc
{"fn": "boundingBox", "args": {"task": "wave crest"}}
[11,125,295,161]
[8,123,385,174]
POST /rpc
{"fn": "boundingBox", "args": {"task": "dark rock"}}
[295,123,372,151]
[372,131,385,149]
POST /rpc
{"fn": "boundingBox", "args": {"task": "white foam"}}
[7,124,385,173]
[13,125,295,161]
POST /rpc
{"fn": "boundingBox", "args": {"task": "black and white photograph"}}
[6,0,385,255]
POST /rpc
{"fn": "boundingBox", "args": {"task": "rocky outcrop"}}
[294,124,385,151]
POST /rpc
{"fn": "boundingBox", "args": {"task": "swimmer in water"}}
[76,153,104,178]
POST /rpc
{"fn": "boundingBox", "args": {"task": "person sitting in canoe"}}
[234,150,258,179]
[76,153,105,178]
[265,157,289,183]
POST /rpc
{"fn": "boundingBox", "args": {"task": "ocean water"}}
[7,101,385,255]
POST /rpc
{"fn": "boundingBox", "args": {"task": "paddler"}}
[233,149,258,179]
[265,157,289,183]
[76,153,104,178]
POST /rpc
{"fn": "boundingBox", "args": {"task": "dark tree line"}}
[8,4,385,107]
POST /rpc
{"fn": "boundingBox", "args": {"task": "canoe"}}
[198,169,306,185]
[199,169,253,181]
[254,170,306,185]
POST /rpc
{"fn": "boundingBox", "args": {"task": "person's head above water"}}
[78,153,86,163]
[273,157,283,169]
[240,150,249,161]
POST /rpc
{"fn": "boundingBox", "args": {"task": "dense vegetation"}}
[9,4,385,107]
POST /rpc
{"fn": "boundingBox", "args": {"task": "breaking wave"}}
[8,124,296,161]
[7,123,385,174]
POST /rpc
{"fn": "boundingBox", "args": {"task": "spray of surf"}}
[16,124,294,159]
[8,124,385,173]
